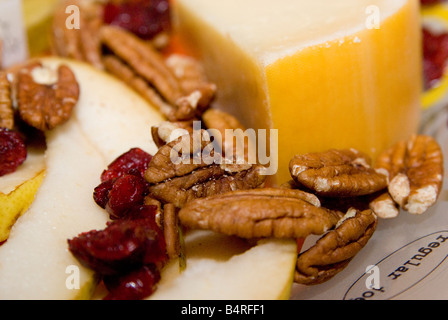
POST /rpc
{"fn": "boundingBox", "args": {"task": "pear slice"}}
[0,57,164,299]
[149,231,297,300]
[0,146,45,242]
[0,57,297,300]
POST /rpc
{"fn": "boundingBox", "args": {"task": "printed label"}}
[343,231,448,300]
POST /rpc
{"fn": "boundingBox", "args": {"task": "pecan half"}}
[17,63,80,131]
[375,134,444,215]
[145,130,214,184]
[148,163,266,208]
[100,26,216,121]
[100,25,183,106]
[165,53,210,95]
[174,83,217,121]
[51,0,104,69]
[316,190,399,220]
[295,209,377,285]
[151,120,194,149]
[178,188,344,239]
[145,131,266,207]
[202,108,252,162]
[289,149,388,197]
[0,71,13,129]
[102,54,174,117]
[165,54,217,121]
[368,191,400,219]
[162,203,181,260]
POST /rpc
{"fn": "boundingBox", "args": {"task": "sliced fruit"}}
[149,231,297,300]
[0,172,45,243]
[0,146,46,242]
[0,146,45,195]
[0,117,108,299]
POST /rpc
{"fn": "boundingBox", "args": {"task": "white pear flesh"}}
[0,146,46,242]
[0,146,45,195]
[0,57,164,299]
[150,231,297,300]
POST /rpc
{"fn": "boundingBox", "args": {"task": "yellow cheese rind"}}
[175,0,422,184]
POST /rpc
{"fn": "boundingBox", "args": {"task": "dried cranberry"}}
[423,28,448,89]
[101,148,153,182]
[105,173,149,219]
[94,148,153,219]
[103,0,171,40]
[125,204,159,221]
[103,264,161,300]
[68,216,166,276]
[93,179,116,209]
[93,173,150,220]
[0,128,27,177]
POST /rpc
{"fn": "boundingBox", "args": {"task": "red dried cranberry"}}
[103,264,161,300]
[101,148,153,182]
[423,28,448,89]
[0,128,27,177]
[93,179,116,209]
[105,173,149,219]
[68,216,166,276]
[103,0,171,40]
[125,204,159,221]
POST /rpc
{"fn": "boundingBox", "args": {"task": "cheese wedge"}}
[23,0,60,56]
[174,0,422,184]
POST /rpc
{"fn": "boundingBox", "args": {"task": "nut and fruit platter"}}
[0,0,447,300]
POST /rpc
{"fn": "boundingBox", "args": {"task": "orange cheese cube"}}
[174,0,422,184]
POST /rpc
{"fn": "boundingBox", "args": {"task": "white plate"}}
[290,107,448,300]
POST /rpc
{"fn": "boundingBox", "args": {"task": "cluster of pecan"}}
[143,130,267,260]
[51,0,216,123]
[176,147,381,285]
[290,137,444,218]
[163,135,444,285]
[284,138,444,284]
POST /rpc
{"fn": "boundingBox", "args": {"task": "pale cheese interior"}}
[179,0,407,66]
